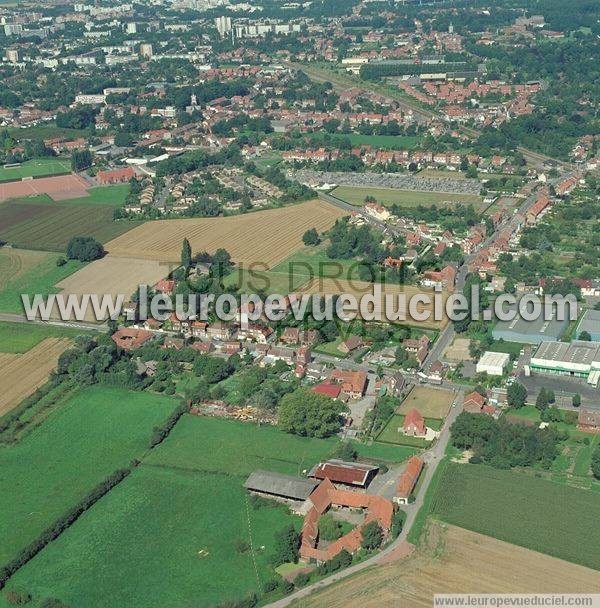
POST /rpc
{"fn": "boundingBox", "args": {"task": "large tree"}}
[278,388,346,438]
[181,238,192,269]
[507,382,527,408]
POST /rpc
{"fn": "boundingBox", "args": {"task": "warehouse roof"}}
[531,341,600,368]
[477,351,510,367]
[244,470,319,501]
[493,302,570,342]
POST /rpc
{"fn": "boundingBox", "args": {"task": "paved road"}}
[264,391,463,608]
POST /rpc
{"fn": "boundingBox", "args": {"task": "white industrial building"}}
[476,351,510,376]
[528,341,600,387]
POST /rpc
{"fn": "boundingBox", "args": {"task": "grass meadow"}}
[430,463,600,570]
[0,386,177,569]
[0,321,94,353]
[0,252,83,314]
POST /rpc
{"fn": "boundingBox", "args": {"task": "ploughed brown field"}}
[0,338,72,416]
[292,523,600,608]
[298,278,449,329]
[104,199,347,267]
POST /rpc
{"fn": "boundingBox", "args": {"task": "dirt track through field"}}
[293,523,600,608]
[0,338,71,416]
[104,200,347,267]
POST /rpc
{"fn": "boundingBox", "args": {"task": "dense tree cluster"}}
[450,412,563,469]
[65,236,104,262]
[278,388,346,438]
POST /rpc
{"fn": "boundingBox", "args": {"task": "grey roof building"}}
[492,301,570,344]
[244,470,319,501]
[576,309,600,342]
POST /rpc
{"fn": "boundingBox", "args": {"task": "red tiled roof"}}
[311,461,377,486]
[312,382,341,399]
[396,456,424,499]
[111,328,154,351]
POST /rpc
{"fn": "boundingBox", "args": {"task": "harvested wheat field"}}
[0,248,51,291]
[298,278,449,329]
[397,386,455,418]
[293,523,600,608]
[52,256,169,321]
[104,200,347,267]
[0,338,71,416]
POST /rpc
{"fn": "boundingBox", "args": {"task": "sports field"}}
[291,522,600,608]
[0,250,83,314]
[0,198,142,251]
[0,158,71,183]
[104,199,347,267]
[0,337,72,416]
[0,173,89,201]
[332,185,484,209]
[0,386,177,568]
[431,463,600,570]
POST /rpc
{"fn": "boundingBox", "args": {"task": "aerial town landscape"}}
[0,0,599,606]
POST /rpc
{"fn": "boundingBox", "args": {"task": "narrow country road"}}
[264,392,463,608]
[0,312,107,332]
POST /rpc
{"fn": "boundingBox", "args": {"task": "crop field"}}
[430,463,600,570]
[332,185,484,209]
[0,251,83,314]
[0,321,93,354]
[0,158,71,183]
[0,338,72,416]
[0,199,142,251]
[0,173,89,202]
[291,522,600,608]
[53,255,169,321]
[225,246,365,295]
[298,278,449,329]
[0,386,177,569]
[0,248,51,292]
[397,386,455,418]
[104,199,347,267]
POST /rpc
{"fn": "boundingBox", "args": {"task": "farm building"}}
[111,328,155,351]
[476,351,510,376]
[394,456,424,505]
[308,459,379,489]
[492,302,569,344]
[528,340,600,386]
[96,166,135,184]
[578,410,600,434]
[576,310,600,342]
[244,470,319,502]
[300,478,393,563]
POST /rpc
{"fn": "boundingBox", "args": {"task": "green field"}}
[144,415,337,477]
[431,463,600,570]
[0,252,83,314]
[0,321,94,353]
[0,197,141,252]
[51,185,130,207]
[307,132,422,151]
[375,414,441,448]
[332,185,484,209]
[0,158,71,182]
[2,415,339,607]
[4,465,298,608]
[0,386,177,568]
